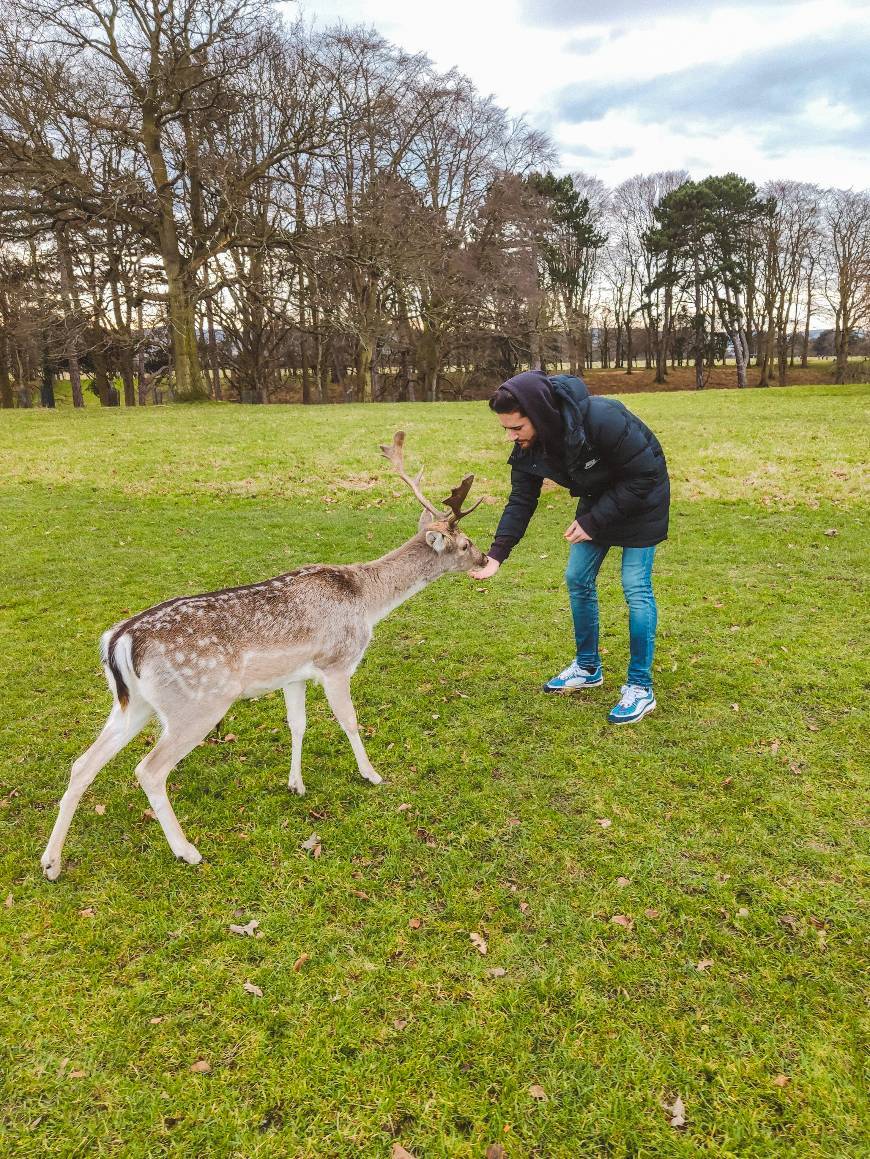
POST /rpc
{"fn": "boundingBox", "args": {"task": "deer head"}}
[379,431,486,570]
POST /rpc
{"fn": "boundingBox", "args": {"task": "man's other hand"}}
[469,556,501,580]
[564,520,592,543]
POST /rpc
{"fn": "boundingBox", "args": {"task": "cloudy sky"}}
[297,0,869,188]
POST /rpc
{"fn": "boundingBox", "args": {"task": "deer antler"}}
[379,431,442,519]
[442,475,482,525]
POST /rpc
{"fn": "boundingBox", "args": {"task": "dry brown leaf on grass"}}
[149,1016,165,1024]
[616,876,630,887]
[610,914,634,930]
[243,980,263,998]
[4,893,12,908]
[486,1147,507,1159]
[68,1069,85,1079]
[396,802,412,812]
[391,1145,416,1159]
[662,1094,686,1127]
[300,832,320,852]
[528,1084,548,1101]
[773,1074,789,1087]
[190,1060,211,1074]
[78,907,96,918]
[695,959,714,971]
[595,817,612,829]
[519,901,530,913]
[293,953,310,972]
[486,967,507,978]
[94,804,106,815]
[470,932,488,955]
[644,908,661,919]
[392,1018,408,1031]
[408,917,422,930]
[228,919,261,938]
[142,808,156,821]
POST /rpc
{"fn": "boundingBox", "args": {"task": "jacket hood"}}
[498,370,565,460]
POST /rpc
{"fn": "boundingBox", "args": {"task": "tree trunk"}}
[0,331,14,409]
[167,277,206,399]
[693,254,704,389]
[40,347,55,408]
[734,323,749,389]
[801,268,812,368]
[202,264,222,400]
[56,225,85,408]
[834,309,850,384]
[357,337,375,403]
[136,303,149,405]
[92,345,113,405]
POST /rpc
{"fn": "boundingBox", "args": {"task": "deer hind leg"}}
[134,700,232,866]
[283,681,307,795]
[42,697,154,880]
[321,672,382,785]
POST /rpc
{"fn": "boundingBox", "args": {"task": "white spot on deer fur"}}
[174,650,184,662]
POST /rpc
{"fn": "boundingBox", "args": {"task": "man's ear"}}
[425,529,446,553]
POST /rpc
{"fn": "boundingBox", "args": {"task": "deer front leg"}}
[321,672,382,785]
[283,681,306,795]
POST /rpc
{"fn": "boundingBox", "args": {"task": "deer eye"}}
[461,543,468,551]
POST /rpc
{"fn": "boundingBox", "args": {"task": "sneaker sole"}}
[608,699,657,725]
[542,679,604,693]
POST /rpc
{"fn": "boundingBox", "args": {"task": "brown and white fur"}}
[41,437,485,880]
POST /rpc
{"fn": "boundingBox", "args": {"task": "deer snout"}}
[465,542,487,570]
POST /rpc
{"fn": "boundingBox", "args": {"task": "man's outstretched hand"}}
[469,556,501,580]
[564,519,593,543]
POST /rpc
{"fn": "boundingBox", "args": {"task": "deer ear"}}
[425,529,446,553]
[418,507,436,532]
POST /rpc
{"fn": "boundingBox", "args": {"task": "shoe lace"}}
[617,684,647,708]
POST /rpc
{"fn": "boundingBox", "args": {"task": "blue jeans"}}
[565,542,658,689]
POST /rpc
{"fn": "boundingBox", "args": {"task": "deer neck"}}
[358,536,445,624]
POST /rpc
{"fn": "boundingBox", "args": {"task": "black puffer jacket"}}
[488,374,670,560]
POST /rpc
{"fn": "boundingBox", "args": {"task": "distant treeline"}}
[1,0,868,408]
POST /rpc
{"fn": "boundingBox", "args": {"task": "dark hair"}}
[489,386,525,415]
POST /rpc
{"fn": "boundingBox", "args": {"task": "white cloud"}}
[294,0,870,187]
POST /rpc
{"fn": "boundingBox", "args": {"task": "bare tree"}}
[821,188,870,384]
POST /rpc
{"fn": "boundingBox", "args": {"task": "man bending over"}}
[470,370,670,725]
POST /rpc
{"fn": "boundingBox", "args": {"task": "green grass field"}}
[1,386,867,1157]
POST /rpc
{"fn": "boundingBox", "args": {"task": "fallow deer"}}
[41,433,485,879]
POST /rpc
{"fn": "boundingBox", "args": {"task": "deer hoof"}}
[363,770,383,785]
[288,781,306,796]
[41,854,61,881]
[180,845,202,866]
